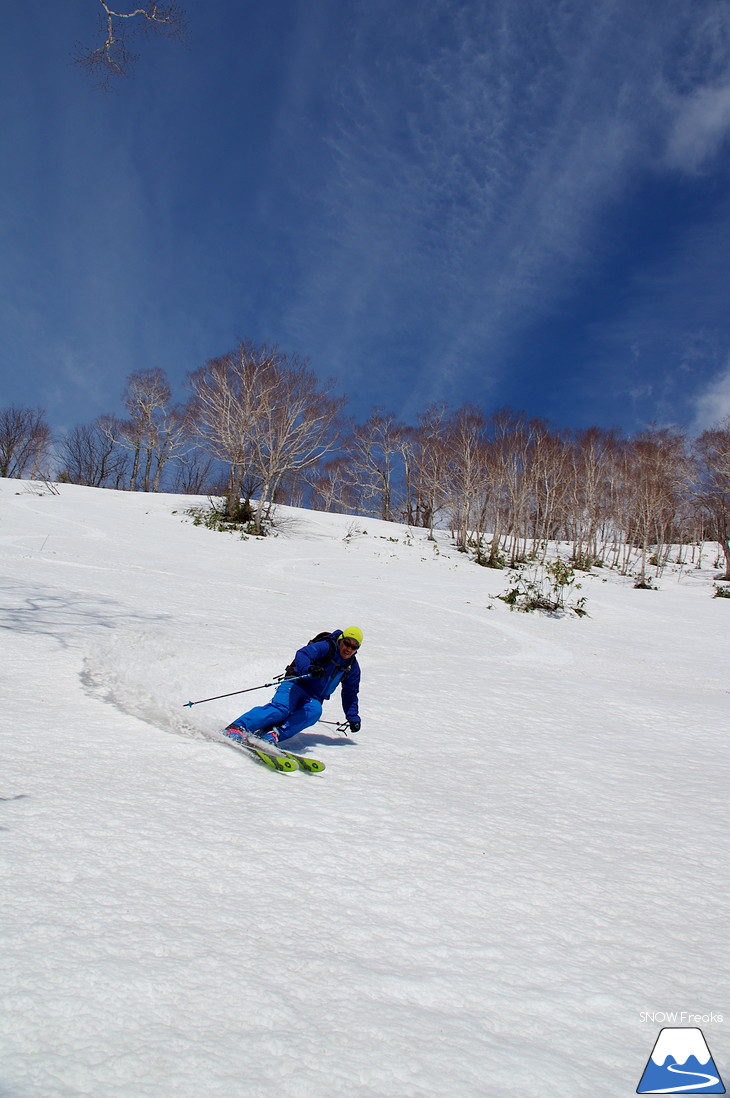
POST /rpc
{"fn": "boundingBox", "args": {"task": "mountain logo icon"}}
[637,1027,725,1093]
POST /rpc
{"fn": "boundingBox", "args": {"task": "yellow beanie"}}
[342,626,363,646]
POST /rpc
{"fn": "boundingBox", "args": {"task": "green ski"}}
[222,736,298,773]
[247,745,299,773]
[278,749,326,774]
[220,731,325,773]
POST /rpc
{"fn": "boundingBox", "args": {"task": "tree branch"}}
[75,1,187,90]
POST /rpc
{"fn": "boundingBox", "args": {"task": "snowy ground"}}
[1,478,728,1098]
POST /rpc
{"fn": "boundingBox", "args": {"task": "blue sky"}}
[2,0,730,439]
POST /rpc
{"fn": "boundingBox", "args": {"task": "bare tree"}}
[442,406,490,555]
[408,403,451,537]
[57,416,130,487]
[0,406,52,479]
[75,1,187,90]
[169,445,218,496]
[619,428,690,582]
[109,369,188,492]
[527,420,572,550]
[247,359,345,533]
[567,428,622,567]
[342,410,407,522]
[694,417,730,578]
[307,457,360,514]
[188,341,345,531]
[188,343,282,519]
[481,408,532,566]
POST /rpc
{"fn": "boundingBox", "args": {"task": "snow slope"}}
[1,479,728,1098]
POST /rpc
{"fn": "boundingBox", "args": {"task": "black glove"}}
[348,720,361,733]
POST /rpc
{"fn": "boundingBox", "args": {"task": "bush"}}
[571,552,602,572]
[497,560,587,616]
[185,498,267,537]
[477,547,507,569]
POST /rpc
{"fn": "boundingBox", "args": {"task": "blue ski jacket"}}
[290,630,361,723]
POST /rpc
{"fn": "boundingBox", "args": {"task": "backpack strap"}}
[284,630,354,679]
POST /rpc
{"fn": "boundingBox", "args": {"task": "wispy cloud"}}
[5,0,730,436]
[274,0,730,419]
[692,359,730,431]
[570,199,730,432]
[664,83,730,171]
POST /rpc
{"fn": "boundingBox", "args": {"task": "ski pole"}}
[318,719,353,734]
[183,674,308,709]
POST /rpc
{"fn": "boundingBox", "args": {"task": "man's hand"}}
[348,720,361,733]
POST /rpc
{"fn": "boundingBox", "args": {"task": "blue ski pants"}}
[233,679,322,742]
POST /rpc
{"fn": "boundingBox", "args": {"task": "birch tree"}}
[247,359,345,533]
[307,457,358,514]
[58,416,130,487]
[408,402,450,537]
[188,344,280,519]
[567,428,621,567]
[110,369,188,492]
[444,406,490,555]
[621,428,689,581]
[694,417,730,578]
[188,341,344,531]
[343,410,407,522]
[0,406,52,479]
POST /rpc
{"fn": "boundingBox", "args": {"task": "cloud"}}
[692,359,730,432]
[277,3,644,384]
[664,83,730,171]
[13,0,730,435]
[272,0,730,420]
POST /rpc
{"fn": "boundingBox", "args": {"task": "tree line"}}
[2,340,729,577]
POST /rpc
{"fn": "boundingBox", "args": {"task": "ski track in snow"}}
[1,480,729,1098]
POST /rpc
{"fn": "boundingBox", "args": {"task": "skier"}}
[223,627,363,746]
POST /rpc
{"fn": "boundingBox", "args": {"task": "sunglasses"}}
[341,638,360,651]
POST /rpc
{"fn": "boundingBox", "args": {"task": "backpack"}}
[284,631,354,679]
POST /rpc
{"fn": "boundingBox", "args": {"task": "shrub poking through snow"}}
[498,560,587,616]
